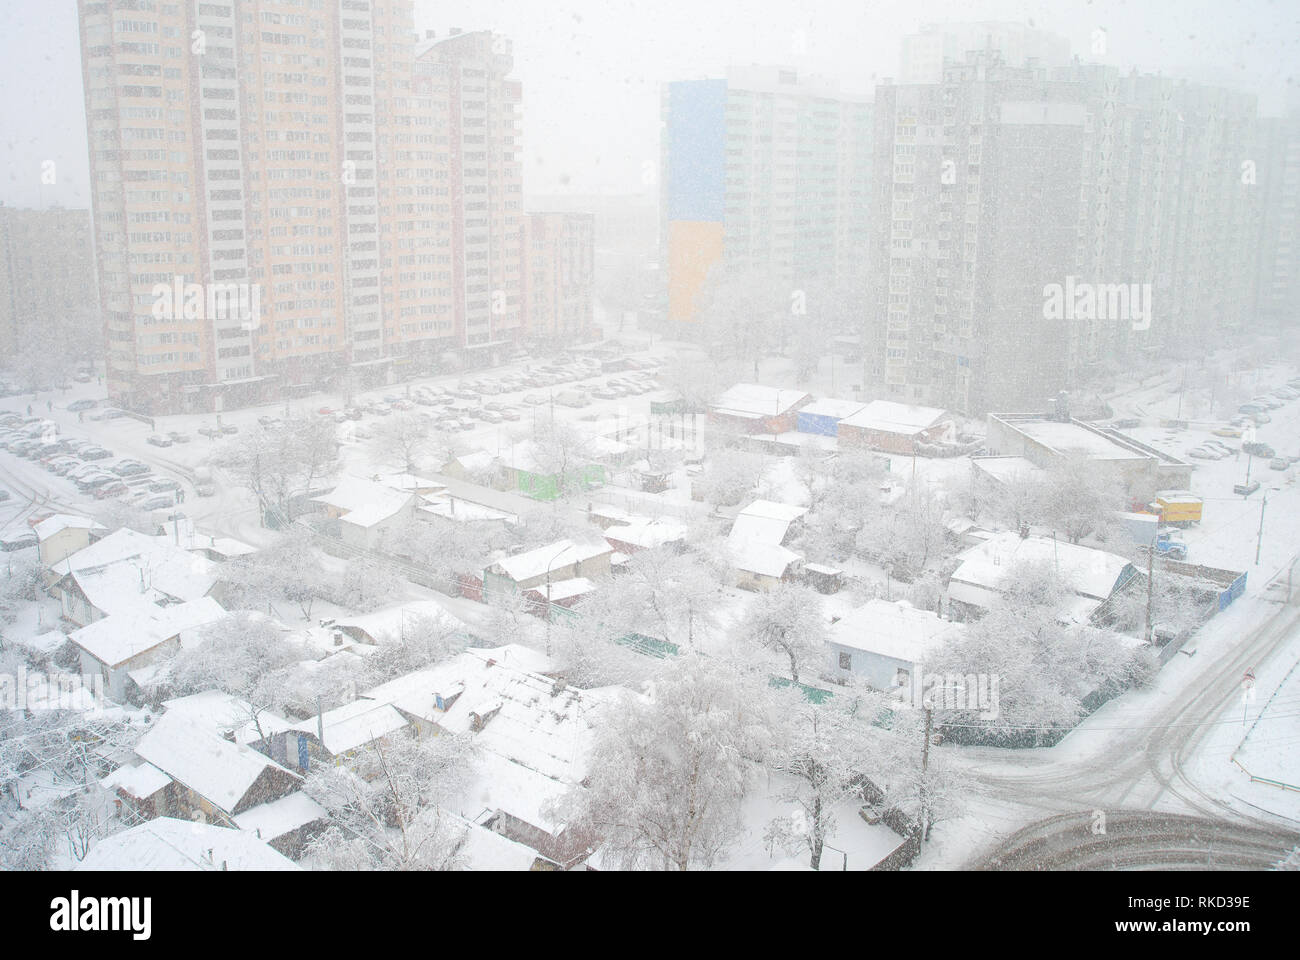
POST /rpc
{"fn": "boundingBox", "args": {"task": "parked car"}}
[111,461,151,477]
[1233,480,1261,496]
[0,489,9,502]
[148,478,182,494]
[0,531,37,551]
[135,494,177,510]
[480,410,503,424]
[1270,458,1289,471]
[196,482,216,497]
[147,434,173,447]
[74,371,93,383]
[257,415,281,427]
[220,424,238,435]
[75,473,117,492]
[1188,447,1219,460]
[89,407,126,421]
[499,407,521,421]
[168,431,192,444]
[1212,426,1242,438]
[198,427,220,439]
[94,481,129,499]
[67,399,97,412]
[1243,441,1276,458]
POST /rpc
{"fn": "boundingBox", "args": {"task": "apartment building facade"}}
[660,66,872,326]
[521,211,594,344]
[869,53,1264,415]
[77,3,557,414]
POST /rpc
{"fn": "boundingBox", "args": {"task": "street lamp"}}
[542,542,571,658]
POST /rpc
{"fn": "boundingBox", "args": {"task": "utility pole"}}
[1144,534,1156,643]
[1255,491,1267,566]
[920,706,933,843]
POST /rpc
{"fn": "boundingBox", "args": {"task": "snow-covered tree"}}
[218,417,339,527]
[550,657,771,870]
[763,684,890,869]
[371,413,445,474]
[337,557,398,613]
[739,582,827,685]
[224,528,336,620]
[304,733,476,871]
[1037,455,1127,544]
[359,613,467,688]
[696,446,765,508]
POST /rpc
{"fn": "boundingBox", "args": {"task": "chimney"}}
[333,629,343,646]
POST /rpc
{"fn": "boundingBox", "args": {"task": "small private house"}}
[483,539,613,603]
[827,599,964,690]
[360,645,615,868]
[795,398,867,437]
[48,527,221,627]
[311,475,417,551]
[68,596,227,702]
[133,713,303,826]
[838,400,955,455]
[277,699,411,771]
[75,817,300,871]
[945,531,1137,623]
[602,516,688,555]
[331,600,468,647]
[708,383,812,435]
[727,499,808,591]
[232,791,328,860]
[33,514,106,569]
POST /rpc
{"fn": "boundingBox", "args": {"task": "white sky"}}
[1,0,1295,207]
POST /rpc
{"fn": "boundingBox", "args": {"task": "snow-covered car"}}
[0,532,37,552]
[196,482,216,497]
[1187,447,1217,460]
[168,431,192,444]
[135,493,177,510]
[67,399,97,412]
[146,434,173,447]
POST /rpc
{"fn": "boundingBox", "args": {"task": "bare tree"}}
[219,417,339,527]
[739,582,827,685]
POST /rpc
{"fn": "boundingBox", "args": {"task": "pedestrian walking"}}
[46,400,52,413]
[26,404,32,416]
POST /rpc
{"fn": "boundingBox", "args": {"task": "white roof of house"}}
[829,599,963,664]
[101,762,172,800]
[53,528,219,618]
[69,596,227,668]
[491,539,612,582]
[360,645,557,725]
[603,517,688,549]
[727,500,806,577]
[33,513,104,541]
[799,398,867,420]
[135,713,299,815]
[161,689,296,745]
[840,400,950,435]
[419,497,518,523]
[452,451,496,473]
[76,818,300,871]
[291,699,410,755]
[523,577,594,602]
[711,383,810,418]
[234,791,327,841]
[454,815,542,870]
[948,531,1132,605]
[312,476,413,528]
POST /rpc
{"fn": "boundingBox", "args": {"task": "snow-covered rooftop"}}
[33,513,105,541]
[291,699,410,755]
[69,596,227,668]
[840,400,950,435]
[490,538,611,582]
[333,600,467,645]
[948,531,1133,604]
[711,383,810,418]
[52,528,219,618]
[972,455,1046,485]
[101,761,172,800]
[234,791,327,842]
[76,818,300,871]
[828,599,963,664]
[135,712,299,815]
[161,689,296,745]
[1010,419,1147,460]
[523,577,594,602]
[603,517,688,549]
[799,398,867,420]
[312,476,413,528]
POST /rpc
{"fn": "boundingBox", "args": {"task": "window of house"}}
[838,651,852,671]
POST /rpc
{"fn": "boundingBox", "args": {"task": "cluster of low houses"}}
[17,395,1237,872]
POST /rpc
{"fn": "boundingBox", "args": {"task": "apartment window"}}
[838,651,852,671]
